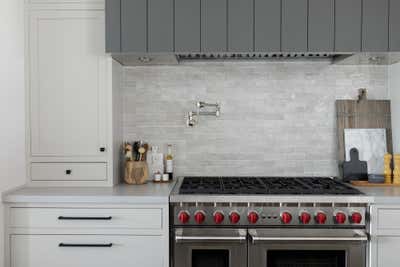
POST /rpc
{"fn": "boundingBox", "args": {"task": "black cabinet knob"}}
[65,170,72,175]
[100,147,106,152]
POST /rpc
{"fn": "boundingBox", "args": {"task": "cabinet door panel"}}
[148,0,174,52]
[281,0,308,52]
[121,0,146,52]
[308,0,334,52]
[255,0,281,52]
[105,0,121,52]
[390,0,400,51]
[11,235,164,267]
[377,237,400,267]
[29,10,107,158]
[362,0,389,52]
[335,0,362,52]
[175,0,201,52]
[228,0,253,52]
[201,0,227,52]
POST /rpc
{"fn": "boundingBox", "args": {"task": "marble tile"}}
[344,128,387,174]
[122,61,388,177]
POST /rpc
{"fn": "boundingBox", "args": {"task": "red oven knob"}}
[178,211,190,224]
[229,212,241,224]
[351,212,362,224]
[299,212,311,224]
[335,212,347,224]
[281,212,292,224]
[248,211,259,224]
[213,211,225,224]
[194,211,206,224]
[315,212,327,224]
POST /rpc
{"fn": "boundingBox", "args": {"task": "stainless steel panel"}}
[173,228,247,267]
[248,228,367,267]
[173,205,367,227]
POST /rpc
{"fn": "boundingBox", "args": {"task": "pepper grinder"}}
[393,154,400,185]
[384,153,393,184]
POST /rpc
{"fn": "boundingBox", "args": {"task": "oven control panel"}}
[173,205,367,227]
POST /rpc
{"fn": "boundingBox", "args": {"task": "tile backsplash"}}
[123,61,388,177]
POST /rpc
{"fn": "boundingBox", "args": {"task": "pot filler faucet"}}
[187,101,221,127]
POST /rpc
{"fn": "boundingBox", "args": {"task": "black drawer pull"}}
[65,169,72,175]
[58,216,112,220]
[59,243,113,248]
[100,147,106,152]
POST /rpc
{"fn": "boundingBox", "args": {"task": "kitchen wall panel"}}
[122,62,388,177]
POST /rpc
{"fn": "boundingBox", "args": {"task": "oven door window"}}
[267,250,346,267]
[192,249,229,267]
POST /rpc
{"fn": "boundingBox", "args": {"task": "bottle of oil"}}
[166,144,174,180]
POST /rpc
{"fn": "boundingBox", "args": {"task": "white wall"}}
[0,0,26,265]
[389,62,400,153]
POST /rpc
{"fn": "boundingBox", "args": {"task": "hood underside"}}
[111,52,400,66]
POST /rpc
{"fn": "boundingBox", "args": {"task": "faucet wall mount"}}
[187,101,221,127]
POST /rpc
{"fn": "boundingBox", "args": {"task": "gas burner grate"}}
[179,177,362,195]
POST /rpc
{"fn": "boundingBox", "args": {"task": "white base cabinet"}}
[11,235,164,267]
[4,203,169,267]
[370,205,400,267]
[374,236,400,267]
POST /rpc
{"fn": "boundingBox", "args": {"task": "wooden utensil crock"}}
[124,161,149,185]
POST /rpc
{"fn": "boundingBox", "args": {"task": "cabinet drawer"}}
[31,163,107,181]
[11,235,164,267]
[9,208,163,230]
[377,209,400,230]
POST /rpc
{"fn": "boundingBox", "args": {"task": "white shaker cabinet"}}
[370,205,400,267]
[11,235,163,267]
[29,9,107,159]
[26,1,122,186]
[4,203,169,267]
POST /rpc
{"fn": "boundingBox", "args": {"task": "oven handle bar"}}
[175,235,247,243]
[250,235,368,243]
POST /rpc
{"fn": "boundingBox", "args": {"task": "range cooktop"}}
[178,176,362,195]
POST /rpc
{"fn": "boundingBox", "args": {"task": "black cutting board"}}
[342,148,368,182]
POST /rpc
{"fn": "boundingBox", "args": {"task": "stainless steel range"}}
[170,177,372,267]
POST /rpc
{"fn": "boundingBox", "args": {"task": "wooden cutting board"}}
[351,180,400,187]
[336,99,393,178]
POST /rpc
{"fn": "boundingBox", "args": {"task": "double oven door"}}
[173,228,368,267]
[174,228,247,267]
[248,228,367,267]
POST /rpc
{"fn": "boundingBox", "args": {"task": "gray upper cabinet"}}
[175,0,201,52]
[254,0,281,52]
[148,0,174,52]
[335,0,362,52]
[201,0,227,52]
[362,0,389,52]
[281,0,308,52]
[121,0,147,52]
[308,0,334,52]
[390,0,400,51]
[107,0,395,54]
[228,0,254,52]
[105,0,120,52]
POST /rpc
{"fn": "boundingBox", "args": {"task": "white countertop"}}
[2,181,177,204]
[4,180,400,205]
[356,186,400,205]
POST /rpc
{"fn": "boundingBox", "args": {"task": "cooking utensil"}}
[138,147,146,161]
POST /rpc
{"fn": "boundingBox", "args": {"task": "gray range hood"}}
[111,52,400,66]
[107,0,400,66]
